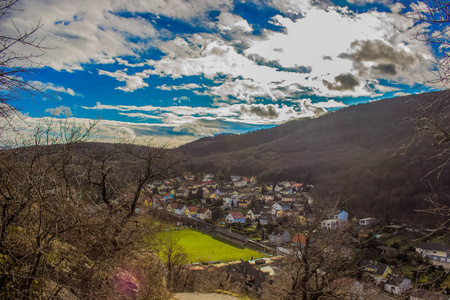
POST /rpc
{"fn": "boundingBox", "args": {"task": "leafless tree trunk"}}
[0,0,49,126]
[262,198,372,300]
[0,119,179,299]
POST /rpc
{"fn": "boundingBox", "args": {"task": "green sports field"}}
[158,229,262,263]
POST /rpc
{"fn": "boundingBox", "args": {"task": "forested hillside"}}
[179,91,450,223]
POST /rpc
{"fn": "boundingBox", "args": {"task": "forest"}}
[179,91,450,224]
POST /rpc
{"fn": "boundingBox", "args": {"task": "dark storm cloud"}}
[322,73,359,91]
[240,105,279,119]
[338,40,417,75]
[372,63,397,75]
[247,53,312,73]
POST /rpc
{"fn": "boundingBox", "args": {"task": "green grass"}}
[441,274,450,289]
[158,229,262,263]
[400,265,415,279]
[430,235,450,245]
[383,236,403,246]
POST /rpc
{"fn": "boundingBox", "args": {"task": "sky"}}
[2,0,440,147]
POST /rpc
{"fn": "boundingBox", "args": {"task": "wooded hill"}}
[178,90,450,224]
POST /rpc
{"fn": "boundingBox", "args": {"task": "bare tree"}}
[0,1,183,298]
[406,1,450,88]
[0,0,48,124]
[263,225,360,299]
[404,1,450,178]
[0,119,181,299]
[158,234,189,292]
[397,1,450,241]
[260,197,384,300]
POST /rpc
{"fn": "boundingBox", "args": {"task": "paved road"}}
[173,293,239,299]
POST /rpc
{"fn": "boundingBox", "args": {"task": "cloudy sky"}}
[3,0,438,146]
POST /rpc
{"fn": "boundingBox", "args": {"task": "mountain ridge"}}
[178,90,450,223]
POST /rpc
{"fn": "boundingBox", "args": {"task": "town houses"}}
[144,173,312,227]
[139,172,450,299]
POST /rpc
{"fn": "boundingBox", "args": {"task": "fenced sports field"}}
[159,228,262,263]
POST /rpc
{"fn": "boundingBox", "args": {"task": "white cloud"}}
[139,4,433,102]
[204,78,277,102]
[7,0,433,100]
[173,96,190,103]
[308,99,347,109]
[42,83,81,96]
[116,58,146,68]
[98,69,150,92]
[393,91,411,97]
[217,12,252,32]
[266,0,313,15]
[6,0,158,71]
[157,83,202,91]
[245,6,433,89]
[82,100,340,128]
[3,0,237,71]
[45,105,72,116]
[114,0,233,21]
[346,0,392,4]
[118,112,161,120]
[1,111,196,147]
[173,121,223,136]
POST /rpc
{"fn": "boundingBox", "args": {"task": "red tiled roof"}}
[230,212,245,219]
[188,206,198,213]
[168,203,178,209]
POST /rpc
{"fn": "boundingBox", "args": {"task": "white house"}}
[197,208,212,220]
[272,201,291,211]
[321,219,340,230]
[225,212,246,223]
[260,213,275,225]
[415,242,450,264]
[234,180,247,188]
[246,209,261,221]
[359,218,377,227]
[383,275,412,295]
[230,175,241,182]
[174,205,187,216]
[328,210,348,223]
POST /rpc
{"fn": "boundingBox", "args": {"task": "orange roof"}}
[188,206,198,213]
[292,233,307,245]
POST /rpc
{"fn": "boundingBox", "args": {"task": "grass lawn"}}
[441,274,450,289]
[400,265,415,279]
[158,229,262,263]
[383,235,403,247]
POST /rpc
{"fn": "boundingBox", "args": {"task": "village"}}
[141,172,450,299]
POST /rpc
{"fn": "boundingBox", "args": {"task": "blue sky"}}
[3,0,439,146]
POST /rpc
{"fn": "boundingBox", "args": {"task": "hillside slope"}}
[179,91,450,222]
